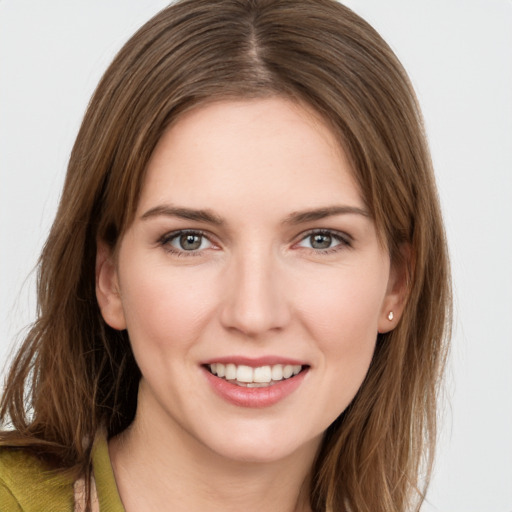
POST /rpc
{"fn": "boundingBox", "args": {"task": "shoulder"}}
[0,447,73,511]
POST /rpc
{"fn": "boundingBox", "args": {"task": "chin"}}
[203,429,322,466]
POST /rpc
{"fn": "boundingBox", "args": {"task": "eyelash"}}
[157,229,352,256]
[158,229,214,257]
[294,229,352,254]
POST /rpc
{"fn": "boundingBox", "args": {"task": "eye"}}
[160,230,213,254]
[296,230,350,252]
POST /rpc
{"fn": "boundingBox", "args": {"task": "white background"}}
[0,1,511,511]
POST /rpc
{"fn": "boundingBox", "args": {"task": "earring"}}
[387,311,394,321]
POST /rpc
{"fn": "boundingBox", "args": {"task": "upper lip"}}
[201,356,308,367]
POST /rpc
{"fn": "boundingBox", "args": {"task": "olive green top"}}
[0,433,125,511]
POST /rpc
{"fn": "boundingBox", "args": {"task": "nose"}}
[219,247,291,337]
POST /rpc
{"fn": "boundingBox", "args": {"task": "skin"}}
[96,97,406,512]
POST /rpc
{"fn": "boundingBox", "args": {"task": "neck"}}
[109,397,319,512]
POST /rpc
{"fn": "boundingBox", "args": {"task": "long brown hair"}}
[1,1,451,510]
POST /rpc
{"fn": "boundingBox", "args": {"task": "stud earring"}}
[387,311,394,321]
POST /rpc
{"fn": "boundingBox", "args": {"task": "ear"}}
[378,244,411,334]
[96,240,126,330]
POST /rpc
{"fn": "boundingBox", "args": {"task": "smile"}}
[208,363,303,387]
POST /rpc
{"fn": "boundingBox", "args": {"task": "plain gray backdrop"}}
[1,1,511,510]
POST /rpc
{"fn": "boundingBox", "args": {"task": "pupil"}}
[311,233,331,249]
[180,234,202,250]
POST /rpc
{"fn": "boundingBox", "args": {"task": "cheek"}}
[295,263,388,376]
[300,266,386,336]
[294,269,387,422]
[119,264,218,352]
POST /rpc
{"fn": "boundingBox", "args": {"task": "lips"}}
[202,358,309,407]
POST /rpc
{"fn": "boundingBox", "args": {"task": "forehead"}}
[137,97,365,218]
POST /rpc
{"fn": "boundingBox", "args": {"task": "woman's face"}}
[97,97,403,464]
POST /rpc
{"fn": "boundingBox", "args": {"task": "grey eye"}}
[161,230,214,254]
[178,233,203,250]
[309,233,333,249]
[297,231,346,251]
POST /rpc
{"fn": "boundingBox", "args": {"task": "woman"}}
[0,1,451,511]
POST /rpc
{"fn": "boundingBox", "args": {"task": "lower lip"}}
[203,367,308,408]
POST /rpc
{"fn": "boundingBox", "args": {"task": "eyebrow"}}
[282,205,370,225]
[140,205,225,225]
[140,204,370,226]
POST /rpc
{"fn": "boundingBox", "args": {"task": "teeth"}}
[254,366,272,383]
[236,365,253,383]
[216,363,226,378]
[208,363,303,385]
[283,365,293,379]
[225,363,236,380]
[271,364,283,381]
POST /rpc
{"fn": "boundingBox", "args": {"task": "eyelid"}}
[157,227,352,256]
[158,229,218,255]
[293,228,353,251]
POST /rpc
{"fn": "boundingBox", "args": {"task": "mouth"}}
[206,363,306,388]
